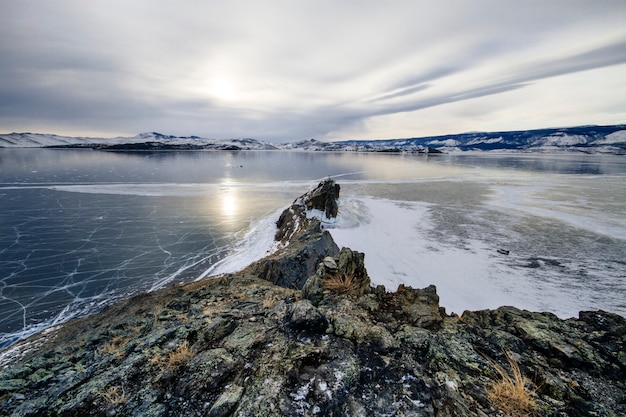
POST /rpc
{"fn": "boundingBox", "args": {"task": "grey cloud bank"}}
[1,1,625,141]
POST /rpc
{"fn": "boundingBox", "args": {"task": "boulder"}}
[285,300,328,332]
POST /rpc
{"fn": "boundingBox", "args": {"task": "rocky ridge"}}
[0,180,624,416]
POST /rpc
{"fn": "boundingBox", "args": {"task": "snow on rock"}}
[0,133,97,148]
[426,139,460,147]
[594,130,626,144]
[0,132,277,150]
[538,133,589,147]
[466,136,503,145]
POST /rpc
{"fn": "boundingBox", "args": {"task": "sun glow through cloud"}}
[210,77,237,101]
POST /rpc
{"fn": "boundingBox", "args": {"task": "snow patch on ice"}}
[488,183,626,240]
[327,197,527,315]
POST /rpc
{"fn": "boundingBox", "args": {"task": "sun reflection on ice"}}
[221,189,238,218]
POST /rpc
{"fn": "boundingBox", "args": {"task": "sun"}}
[210,77,236,100]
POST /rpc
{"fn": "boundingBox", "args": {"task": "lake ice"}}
[1,149,624,348]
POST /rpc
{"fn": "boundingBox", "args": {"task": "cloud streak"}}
[0,1,625,141]
[370,39,626,115]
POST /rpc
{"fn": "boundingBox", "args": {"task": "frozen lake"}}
[1,149,625,348]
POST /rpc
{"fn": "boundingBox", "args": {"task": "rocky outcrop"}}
[302,248,371,306]
[248,179,341,289]
[297,178,340,219]
[1,181,624,416]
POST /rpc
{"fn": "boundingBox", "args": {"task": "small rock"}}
[285,300,328,332]
[322,257,338,271]
[209,384,244,417]
[302,274,325,306]
[12,393,26,401]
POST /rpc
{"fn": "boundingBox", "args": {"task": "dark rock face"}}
[1,181,624,417]
[274,179,340,244]
[297,178,340,219]
[247,227,338,290]
[251,180,341,289]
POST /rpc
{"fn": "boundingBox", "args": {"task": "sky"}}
[1,1,625,142]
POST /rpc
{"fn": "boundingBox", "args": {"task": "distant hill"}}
[0,132,279,151]
[1,124,625,153]
[285,125,626,154]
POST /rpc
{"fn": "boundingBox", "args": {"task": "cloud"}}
[0,1,625,140]
[373,38,626,114]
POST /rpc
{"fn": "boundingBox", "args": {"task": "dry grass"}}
[262,294,276,308]
[485,351,537,417]
[203,303,223,317]
[149,350,164,367]
[101,385,129,405]
[261,286,302,308]
[322,273,359,295]
[128,324,143,336]
[233,292,248,301]
[164,340,195,369]
[97,336,128,357]
[175,312,191,324]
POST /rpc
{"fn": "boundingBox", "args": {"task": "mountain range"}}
[1,124,625,154]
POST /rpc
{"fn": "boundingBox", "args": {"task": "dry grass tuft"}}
[101,385,129,405]
[262,294,276,308]
[260,288,301,308]
[322,273,359,295]
[128,324,143,336]
[175,312,191,324]
[97,336,128,357]
[165,340,195,369]
[203,303,223,317]
[233,292,248,301]
[485,351,537,417]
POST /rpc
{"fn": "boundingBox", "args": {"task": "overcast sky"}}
[1,1,625,142]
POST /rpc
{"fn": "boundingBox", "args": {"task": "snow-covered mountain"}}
[277,125,626,154]
[2,124,625,153]
[321,125,626,154]
[0,132,278,150]
[320,125,626,154]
